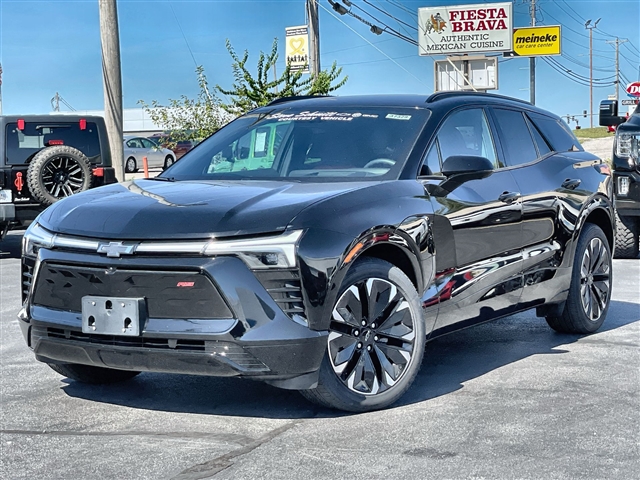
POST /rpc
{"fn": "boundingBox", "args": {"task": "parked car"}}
[599,100,640,257]
[123,136,175,173]
[19,93,614,412]
[148,133,195,159]
[0,115,116,240]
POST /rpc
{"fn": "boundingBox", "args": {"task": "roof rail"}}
[266,95,332,106]
[426,91,532,106]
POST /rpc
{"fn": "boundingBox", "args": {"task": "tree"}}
[217,38,348,116]
[139,38,348,140]
[138,66,231,144]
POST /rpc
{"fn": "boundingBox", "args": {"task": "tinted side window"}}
[421,142,441,175]
[526,117,551,156]
[492,108,538,166]
[528,113,583,152]
[435,108,498,167]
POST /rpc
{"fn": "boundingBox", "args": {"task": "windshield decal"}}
[267,111,379,122]
[386,114,412,120]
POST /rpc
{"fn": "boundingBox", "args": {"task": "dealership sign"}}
[285,25,310,73]
[626,81,640,98]
[418,2,513,55]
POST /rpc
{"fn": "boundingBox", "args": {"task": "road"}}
[1,229,638,479]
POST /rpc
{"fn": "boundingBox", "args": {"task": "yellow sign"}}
[511,25,561,57]
[285,25,310,73]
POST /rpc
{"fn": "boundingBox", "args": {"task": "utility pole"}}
[529,0,536,105]
[606,37,629,101]
[585,18,600,129]
[0,63,3,115]
[99,0,124,182]
[306,0,320,76]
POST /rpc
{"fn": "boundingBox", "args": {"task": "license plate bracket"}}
[81,296,146,336]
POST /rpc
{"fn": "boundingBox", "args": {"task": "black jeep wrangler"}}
[599,100,640,258]
[0,115,116,240]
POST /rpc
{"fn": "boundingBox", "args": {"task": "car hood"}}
[37,179,361,239]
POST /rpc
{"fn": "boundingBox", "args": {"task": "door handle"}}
[562,178,581,190]
[499,191,520,204]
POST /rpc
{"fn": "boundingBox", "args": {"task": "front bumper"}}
[19,250,328,389]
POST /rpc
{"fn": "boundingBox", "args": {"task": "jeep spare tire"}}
[27,145,93,206]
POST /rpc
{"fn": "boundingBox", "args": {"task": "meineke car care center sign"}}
[418,2,513,55]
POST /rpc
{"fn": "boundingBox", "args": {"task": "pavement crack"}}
[0,429,253,445]
[171,421,301,480]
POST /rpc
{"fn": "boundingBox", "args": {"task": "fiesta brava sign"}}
[418,2,513,55]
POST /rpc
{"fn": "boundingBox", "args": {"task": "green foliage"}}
[140,39,348,138]
[138,66,231,145]
[216,38,348,116]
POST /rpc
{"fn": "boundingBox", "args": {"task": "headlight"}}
[202,230,303,269]
[22,223,55,256]
[616,133,639,160]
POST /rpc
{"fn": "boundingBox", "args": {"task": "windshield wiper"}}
[149,176,176,182]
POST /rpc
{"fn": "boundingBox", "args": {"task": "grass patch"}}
[573,127,613,139]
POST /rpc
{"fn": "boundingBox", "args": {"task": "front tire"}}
[546,224,612,334]
[300,258,425,412]
[48,363,140,384]
[613,212,638,259]
[164,155,175,170]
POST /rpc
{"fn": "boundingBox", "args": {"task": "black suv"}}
[0,115,116,240]
[19,93,614,412]
[599,100,640,258]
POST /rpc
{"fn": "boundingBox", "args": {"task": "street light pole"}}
[585,18,600,129]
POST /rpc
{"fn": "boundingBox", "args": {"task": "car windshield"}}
[161,106,430,181]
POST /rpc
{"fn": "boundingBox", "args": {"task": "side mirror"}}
[426,155,494,197]
[599,100,626,127]
[442,155,494,177]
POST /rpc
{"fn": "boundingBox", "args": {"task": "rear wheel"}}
[48,363,140,384]
[613,212,639,259]
[300,258,425,412]
[125,157,137,173]
[163,155,175,170]
[546,224,612,334]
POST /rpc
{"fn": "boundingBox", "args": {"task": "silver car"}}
[123,136,176,173]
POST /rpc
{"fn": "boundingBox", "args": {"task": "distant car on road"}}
[123,136,175,173]
[148,133,196,160]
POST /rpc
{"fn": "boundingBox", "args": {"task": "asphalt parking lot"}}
[1,230,638,480]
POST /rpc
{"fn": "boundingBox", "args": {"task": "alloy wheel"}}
[41,156,87,199]
[579,237,611,321]
[328,278,416,395]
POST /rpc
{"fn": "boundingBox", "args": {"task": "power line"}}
[384,0,417,19]
[361,0,417,31]
[319,1,428,85]
[328,1,417,45]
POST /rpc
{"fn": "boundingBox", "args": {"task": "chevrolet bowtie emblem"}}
[97,241,137,258]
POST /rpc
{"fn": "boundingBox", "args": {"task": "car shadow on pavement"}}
[60,299,639,418]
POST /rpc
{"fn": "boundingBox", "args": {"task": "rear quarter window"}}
[527,113,582,152]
